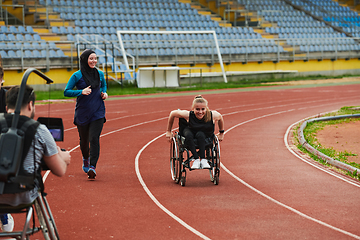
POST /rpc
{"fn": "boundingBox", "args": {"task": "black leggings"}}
[183,128,206,159]
[76,118,104,168]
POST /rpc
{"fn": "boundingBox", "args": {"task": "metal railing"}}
[0,4,25,26]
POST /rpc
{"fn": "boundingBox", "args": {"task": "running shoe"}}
[82,157,90,173]
[201,159,211,169]
[0,214,14,232]
[88,166,96,179]
[191,159,201,169]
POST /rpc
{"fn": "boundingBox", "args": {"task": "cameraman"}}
[0,66,11,232]
[0,85,71,210]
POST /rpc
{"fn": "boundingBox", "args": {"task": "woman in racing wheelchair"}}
[166,95,224,170]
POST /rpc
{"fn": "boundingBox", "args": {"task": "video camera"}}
[37,117,64,142]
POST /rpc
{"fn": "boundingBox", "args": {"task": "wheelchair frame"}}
[170,131,220,186]
[0,191,60,240]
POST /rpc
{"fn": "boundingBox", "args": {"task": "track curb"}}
[298,114,360,174]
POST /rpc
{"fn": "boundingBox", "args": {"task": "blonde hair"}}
[192,95,211,122]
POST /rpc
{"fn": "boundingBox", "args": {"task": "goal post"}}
[116,30,228,84]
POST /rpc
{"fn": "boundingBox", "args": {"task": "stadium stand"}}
[0,0,360,83]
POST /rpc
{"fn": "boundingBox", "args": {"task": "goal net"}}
[116,30,228,85]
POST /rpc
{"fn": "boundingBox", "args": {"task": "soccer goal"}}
[116,30,228,84]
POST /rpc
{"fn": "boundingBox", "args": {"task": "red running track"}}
[33,83,360,239]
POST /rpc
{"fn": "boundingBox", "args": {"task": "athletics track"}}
[30,82,360,239]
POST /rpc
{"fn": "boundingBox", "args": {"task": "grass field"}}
[298,106,360,180]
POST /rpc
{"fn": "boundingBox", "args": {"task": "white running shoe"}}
[1,214,14,232]
[201,159,211,169]
[191,159,201,169]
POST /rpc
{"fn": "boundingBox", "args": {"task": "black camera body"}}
[37,117,65,170]
[37,117,64,142]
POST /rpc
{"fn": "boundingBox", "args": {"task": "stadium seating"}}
[1,0,360,69]
[0,21,66,62]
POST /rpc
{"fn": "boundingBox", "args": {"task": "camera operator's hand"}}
[57,146,71,166]
[43,146,71,177]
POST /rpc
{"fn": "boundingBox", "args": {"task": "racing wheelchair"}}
[170,118,220,186]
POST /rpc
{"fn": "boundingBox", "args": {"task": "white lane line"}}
[134,108,360,239]
[44,114,210,238]
[220,163,360,239]
[220,109,360,239]
[43,117,167,182]
[43,96,360,238]
[64,111,168,132]
[284,118,360,188]
[135,133,211,240]
[130,109,294,240]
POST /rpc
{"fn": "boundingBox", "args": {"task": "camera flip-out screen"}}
[37,117,64,141]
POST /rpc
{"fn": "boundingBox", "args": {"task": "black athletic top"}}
[188,111,214,137]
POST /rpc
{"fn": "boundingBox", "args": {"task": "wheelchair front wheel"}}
[180,170,186,187]
[170,137,181,183]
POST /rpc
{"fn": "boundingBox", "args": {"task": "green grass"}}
[35,74,360,101]
[297,106,360,180]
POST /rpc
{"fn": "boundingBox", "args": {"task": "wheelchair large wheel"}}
[209,137,220,185]
[170,136,181,184]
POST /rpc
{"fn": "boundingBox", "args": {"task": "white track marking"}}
[284,119,360,188]
[43,117,167,182]
[220,108,360,239]
[64,110,168,132]
[135,134,211,240]
[135,106,360,239]
[220,163,360,239]
[42,94,360,238]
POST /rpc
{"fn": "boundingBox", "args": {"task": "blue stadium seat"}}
[18,26,26,34]
[67,26,75,34]
[59,26,67,34]
[25,34,33,41]
[1,26,8,34]
[49,50,58,58]
[7,50,18,58]
[23,42,32,50]
[24,50,33,58]
[52,26,59,34]
[32,50,42,58]
[31,42,42,50]
[16,34,25,41]
[9,26,18,34]
[33,34,42,41]
[0,50,8,59]
[0,34,6,41]
[67,34,75,41]
[56,49,67,58]
[6,42,16,50]
[74,26,82,34]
